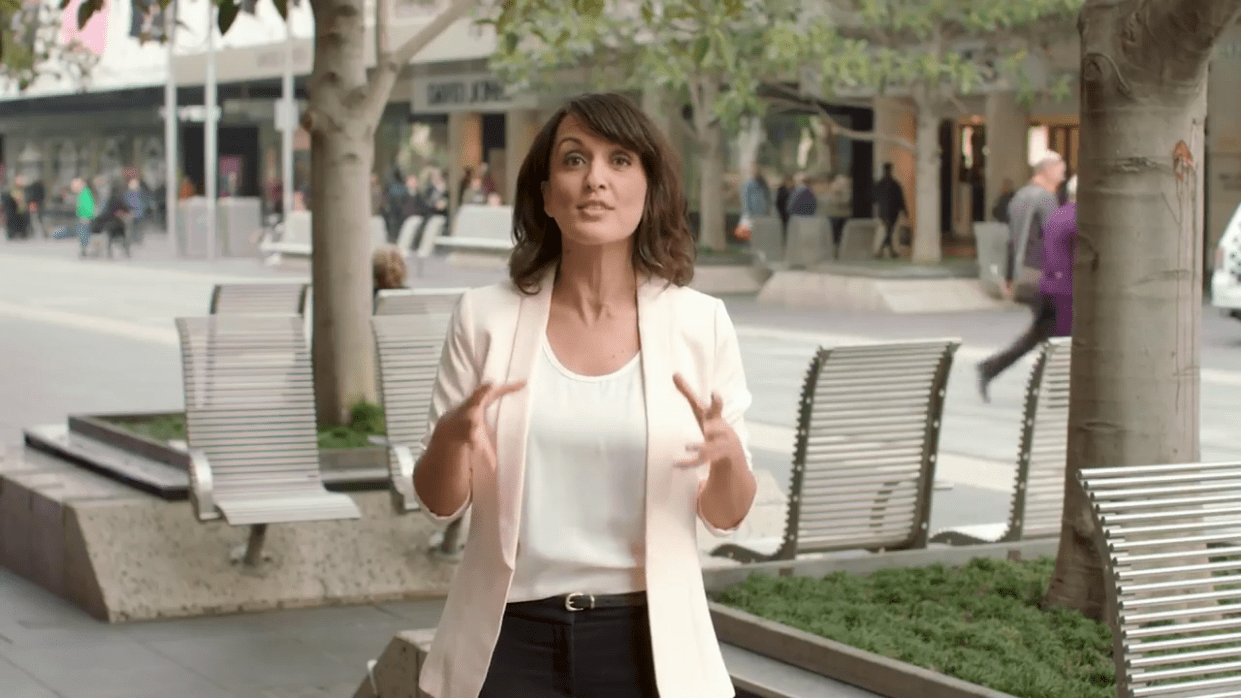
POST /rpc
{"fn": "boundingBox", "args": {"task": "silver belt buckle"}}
[564,592,594,611]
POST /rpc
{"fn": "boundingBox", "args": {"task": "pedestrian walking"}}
[414,92,755,698]
[825,172,852,258]
[787,171,816,216]
[775,174,794,244]
[1001,153,1065,303]
[872,162,908,258]
[991,178,1015,224]
[977,174,1078,401]
[25,176,46,238]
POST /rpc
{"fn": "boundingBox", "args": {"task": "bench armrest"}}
[388,443,418,515]
[187,449,222,522]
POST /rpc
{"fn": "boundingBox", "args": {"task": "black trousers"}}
[877,217,899,256]
[980,294,1057,381]
[479,596,659,698]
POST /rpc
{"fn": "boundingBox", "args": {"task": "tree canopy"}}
[773,0,1082,110]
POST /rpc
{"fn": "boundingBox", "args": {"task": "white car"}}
[1213,204,1241,320]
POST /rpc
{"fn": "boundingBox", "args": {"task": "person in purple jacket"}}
[978,175,1077,401]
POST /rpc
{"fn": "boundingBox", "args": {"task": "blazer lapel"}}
[493,268,555,568]
[637,278,684,579]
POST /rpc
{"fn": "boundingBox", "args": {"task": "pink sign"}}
[61,0,110,56]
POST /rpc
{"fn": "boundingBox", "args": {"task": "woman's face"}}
[542,114,647,249]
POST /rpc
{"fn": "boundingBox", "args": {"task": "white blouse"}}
[506,335,649,603]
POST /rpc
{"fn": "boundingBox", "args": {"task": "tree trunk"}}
[910,98,942,264]
[307,0,379,426]
[699,121,726,250]
[1043,0,1222,617]
[694,78,726,251]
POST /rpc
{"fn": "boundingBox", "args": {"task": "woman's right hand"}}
[432,381,526,468]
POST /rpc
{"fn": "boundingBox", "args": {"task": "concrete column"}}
[505,109,539,204]
[1208,31,1241,277]
[872,96,917,225]
[985,91,1030,217]
[447,112,481,213]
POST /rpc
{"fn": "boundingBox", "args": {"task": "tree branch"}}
[374,0,389,68]
[365,0,476,121]
[763,83,917,153]
[1128,0,1241,83]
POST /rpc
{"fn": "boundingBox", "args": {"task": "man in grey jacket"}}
[1002,153,1064,301]
[978,152,1065,401]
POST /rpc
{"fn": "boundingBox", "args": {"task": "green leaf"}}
[217,0,240,34]
[693,36,710,63]
[576,0,604,17]
[273,0,288,20]
[76,0,99,30]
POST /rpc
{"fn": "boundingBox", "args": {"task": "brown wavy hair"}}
[372,244,408,292]
[509,92,696,294]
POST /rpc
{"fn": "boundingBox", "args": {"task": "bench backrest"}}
[395,215,424,251]
[175,315,325,497]
[1079,461,1241,698]
[370,216,387,249]
[371,299,461,452]
[415,216,446,259]
[373,288,469,316]
[284,211,312,246]
[209,282,309,316]
[1003,337,1070,541]
[451,204,514,245]
[778,339,959,558]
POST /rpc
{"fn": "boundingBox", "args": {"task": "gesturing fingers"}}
[467,380,527,411]
[706,393,724,421]
[672,373,705,423]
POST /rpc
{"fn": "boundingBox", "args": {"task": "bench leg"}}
[244,524,268,567]
[230,524,272,567]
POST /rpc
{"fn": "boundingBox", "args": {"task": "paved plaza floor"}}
[1,233,1239,696]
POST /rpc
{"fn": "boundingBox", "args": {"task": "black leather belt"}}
[562,591,647,611]
[519,591,648,612]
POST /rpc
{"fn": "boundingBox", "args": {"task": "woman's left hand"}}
[672,373,741,469]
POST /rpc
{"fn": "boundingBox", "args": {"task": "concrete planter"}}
[710,603,1016,698]
[704,540,1059,698]
[29,412,390,496]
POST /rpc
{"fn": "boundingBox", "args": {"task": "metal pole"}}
[164,1,178,252]
[281,18,295,220]
[205,1,218,262]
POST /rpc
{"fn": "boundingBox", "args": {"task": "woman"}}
[1039,174,1077,337]
[372,244,408,298]
[413,92,757,698]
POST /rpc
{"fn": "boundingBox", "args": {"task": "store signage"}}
[411,72,532,113]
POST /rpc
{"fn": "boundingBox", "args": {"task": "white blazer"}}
[416,269,753,698]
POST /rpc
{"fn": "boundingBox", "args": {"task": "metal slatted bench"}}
[371,289,468,557]
[712,338,960,563]
[175,315,361,566]
[209,282,309,316]
[931,337,1070,545]
[1080,460,1241,698]
[436,204,513,253]
[394,215,424,252]
[373,287,470,316]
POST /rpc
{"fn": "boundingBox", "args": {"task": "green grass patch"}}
[713,557,1115,698]
[316,401,387,449]
[104,402,388,450]
[105,413,188,443]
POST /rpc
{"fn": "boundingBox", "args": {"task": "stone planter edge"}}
[702,538,1060,592]
[709,602,1017,698]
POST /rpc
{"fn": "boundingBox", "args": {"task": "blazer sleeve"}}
[697,299,755,537]
[413,292,479,524]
